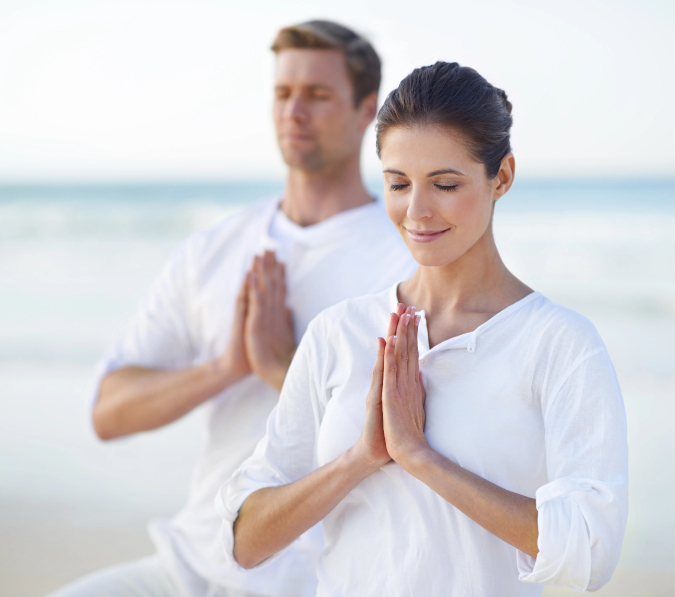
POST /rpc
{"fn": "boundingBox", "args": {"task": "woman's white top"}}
[217,285,628,596]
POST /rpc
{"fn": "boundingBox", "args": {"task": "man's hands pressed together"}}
[95,250,294,440]
[220,250,296,393]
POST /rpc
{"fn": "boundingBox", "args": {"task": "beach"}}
[1,180,673,596]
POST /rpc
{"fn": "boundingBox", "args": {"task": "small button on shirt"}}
[219,285,628,597]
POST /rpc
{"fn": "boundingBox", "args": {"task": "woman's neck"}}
[399,226,532,322]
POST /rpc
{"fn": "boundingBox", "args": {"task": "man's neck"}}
[280,155,374,227]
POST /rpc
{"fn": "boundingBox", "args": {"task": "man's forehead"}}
[274,48,350,88]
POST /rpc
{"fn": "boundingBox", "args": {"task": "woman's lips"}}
[405,227,450,243]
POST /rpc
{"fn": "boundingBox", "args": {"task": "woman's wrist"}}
[341,445,384,482]
[391,440,436,475]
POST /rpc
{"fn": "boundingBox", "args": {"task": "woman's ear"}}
[494,153,515,200]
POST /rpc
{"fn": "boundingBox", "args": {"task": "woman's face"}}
[380,124,512,267]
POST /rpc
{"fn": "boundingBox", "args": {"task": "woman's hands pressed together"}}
[353,303,428,472]
[382,305,428,466]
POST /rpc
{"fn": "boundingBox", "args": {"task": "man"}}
[49,20,416,597]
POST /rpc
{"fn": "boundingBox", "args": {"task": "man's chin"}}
[280,148,325,172]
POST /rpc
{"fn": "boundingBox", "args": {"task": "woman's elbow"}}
[233,544,260,570]
[232,518,263,569]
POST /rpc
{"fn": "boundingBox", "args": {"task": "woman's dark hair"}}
[376,62,513,178]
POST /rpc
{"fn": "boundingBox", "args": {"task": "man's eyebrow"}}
[274,84,333,91]
[427,168,465,177]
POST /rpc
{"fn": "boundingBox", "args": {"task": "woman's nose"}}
[406,188,434,222]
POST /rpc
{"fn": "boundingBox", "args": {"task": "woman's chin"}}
[408,248,462,268]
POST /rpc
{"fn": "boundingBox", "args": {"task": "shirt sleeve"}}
[215,315,328,569]
[517,347,629,591]
[90,237,196,407]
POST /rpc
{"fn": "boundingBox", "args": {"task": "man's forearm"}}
[93,360,243,440]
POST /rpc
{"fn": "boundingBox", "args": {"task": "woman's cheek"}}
[384,195,407,227]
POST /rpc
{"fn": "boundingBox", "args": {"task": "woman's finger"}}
[407,306,418,379]
[383,335,397,392]
[368,337,386,397]
[386,312,400,340]
[395,309,410,379]
[413,313,421,382]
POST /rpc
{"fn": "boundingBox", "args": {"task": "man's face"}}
[273,49,373,171]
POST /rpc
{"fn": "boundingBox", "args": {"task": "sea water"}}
[0,179,673,594]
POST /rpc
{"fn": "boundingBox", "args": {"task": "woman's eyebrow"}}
[427,168,465,177]
[383,169,406,175]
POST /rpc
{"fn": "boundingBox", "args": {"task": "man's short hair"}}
[271,20,381,106]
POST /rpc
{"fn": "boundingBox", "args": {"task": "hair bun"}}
[495,88,512,117]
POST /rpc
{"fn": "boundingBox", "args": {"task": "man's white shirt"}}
[93,196,417,597]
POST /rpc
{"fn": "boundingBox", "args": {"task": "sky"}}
[0,0,672,182]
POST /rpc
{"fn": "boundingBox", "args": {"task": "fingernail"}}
[391,336,397,345]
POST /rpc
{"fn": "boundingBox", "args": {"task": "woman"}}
[216,62,628,596]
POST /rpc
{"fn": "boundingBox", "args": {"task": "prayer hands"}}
[352,303,406,472]
[221,251,295,392]
[382,305,427,465]
[353,303,427,474]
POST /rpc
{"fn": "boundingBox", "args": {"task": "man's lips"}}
[405,227,451,243]
[283,132,314,142]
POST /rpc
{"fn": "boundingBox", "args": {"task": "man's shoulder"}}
[181,196,277,257]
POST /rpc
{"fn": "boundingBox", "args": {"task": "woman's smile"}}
[404,227,451,243]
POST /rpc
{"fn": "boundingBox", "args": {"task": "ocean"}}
[0,179,673,596]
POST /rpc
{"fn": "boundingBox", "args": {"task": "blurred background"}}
[0,1,673,596]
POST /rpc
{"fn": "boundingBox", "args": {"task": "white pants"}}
[45,555,266,597]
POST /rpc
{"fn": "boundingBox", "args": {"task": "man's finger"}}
[253,256,265,294]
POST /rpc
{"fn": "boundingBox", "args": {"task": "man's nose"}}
[284,95,308,123]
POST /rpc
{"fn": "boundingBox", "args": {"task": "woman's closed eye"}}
[435,184,458,192]
[389,183,409,191]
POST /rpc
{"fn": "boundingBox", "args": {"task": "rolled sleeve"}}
[517,477,628,591]
[518,348,628,591]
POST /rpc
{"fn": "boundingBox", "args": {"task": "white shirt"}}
[218,285,628,596]
[94,197,417,597]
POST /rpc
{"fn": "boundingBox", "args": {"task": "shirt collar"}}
[388,283,542,355]
[259,195,382,252]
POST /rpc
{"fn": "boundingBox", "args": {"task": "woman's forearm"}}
[233,447,374,569]
[400,447,539,558]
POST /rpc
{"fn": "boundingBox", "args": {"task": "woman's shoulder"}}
[526,294,607,362]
